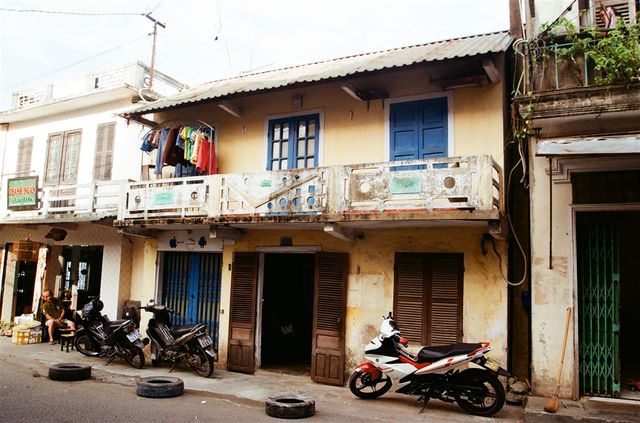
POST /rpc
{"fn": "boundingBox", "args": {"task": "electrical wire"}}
[0,7,145,16]
[7,34,149,90]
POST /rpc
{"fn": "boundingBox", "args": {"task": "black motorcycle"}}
[74,297,146,369]
[141,300,215,377]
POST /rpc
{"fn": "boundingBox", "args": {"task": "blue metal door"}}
[390,98,448,162]
[162,252,222,349]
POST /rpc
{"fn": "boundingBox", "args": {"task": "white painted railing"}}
[0,180,127,222]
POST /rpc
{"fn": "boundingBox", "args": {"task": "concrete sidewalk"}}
[0,336,526,422]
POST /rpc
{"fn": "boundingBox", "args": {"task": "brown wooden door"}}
[311,252,348,386]
[227,252,258,373]
[394,253,463,345]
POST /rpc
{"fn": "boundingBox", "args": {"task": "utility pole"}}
[145,13,166,90]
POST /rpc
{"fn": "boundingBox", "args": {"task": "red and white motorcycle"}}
[349,313,510,417]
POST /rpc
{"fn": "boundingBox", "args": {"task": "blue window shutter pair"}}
[390,98,448,162]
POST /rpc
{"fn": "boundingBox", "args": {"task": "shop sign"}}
[7,176,39,210]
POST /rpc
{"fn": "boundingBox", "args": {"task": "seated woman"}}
[42,289,75,345]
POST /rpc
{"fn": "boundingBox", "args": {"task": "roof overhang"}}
[122,31,512,119]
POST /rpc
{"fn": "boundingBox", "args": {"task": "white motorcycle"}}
[349,313,509,417]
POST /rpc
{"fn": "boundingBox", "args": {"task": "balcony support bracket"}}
[323,224,355,242]
[209,226,242,241]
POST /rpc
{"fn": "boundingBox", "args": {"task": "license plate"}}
[126,330,140,342]
[198,335,213,348]
[484,357,500,372]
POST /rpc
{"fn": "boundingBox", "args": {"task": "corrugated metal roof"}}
[126,30,513,116]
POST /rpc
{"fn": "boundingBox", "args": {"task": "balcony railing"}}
[0,156,502,225]
[522,42,597,93]
[0,180,127,223]
[10,62,186,111]
[120,155,502,223]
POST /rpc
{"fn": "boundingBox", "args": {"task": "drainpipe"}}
[548,156,553,269]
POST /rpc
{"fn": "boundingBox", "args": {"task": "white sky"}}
[0,0,510,110]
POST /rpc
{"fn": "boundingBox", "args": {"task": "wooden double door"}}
[227,252,347,386]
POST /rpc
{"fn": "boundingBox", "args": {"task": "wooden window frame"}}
[267,114,319,170]
[43,129,82,186]
[93,122,116,181]
[16,137,34,176]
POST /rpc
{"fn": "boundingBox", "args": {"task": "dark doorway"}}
[62,246,103,309]
[15,261,37,315]
[261,253,315,373]
[619,212,640,400]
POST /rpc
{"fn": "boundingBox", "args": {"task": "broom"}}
[544,306,572,413]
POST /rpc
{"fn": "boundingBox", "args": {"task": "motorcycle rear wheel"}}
[348,370,392,399]
[187,345,214,378]
[74,333,100,357]
[123,345,145,369]
[454,368,505,417]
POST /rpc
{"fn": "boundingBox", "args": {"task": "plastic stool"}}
[59,330,75,353]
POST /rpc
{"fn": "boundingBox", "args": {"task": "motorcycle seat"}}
[170,323,206,338]
[418,342,483,362]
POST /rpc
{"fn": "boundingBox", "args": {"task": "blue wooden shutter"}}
[390,98,448,162]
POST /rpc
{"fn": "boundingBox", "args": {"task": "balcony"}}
[116,155,503,228]
[515,37,640,136]
[0,180,126,224]
[0,156,502,229]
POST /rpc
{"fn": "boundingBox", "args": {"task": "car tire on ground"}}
[48,363,92,381]
[265,396,315,419]
[136,376,184,398]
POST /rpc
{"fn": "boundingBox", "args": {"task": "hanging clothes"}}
[154,128,170,175]
[162,127,181,167]
[196,134,217,175]
[140,122,217,178]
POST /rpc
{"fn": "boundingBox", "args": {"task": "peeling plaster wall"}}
[529,149,576,398]
[228,226,508,372]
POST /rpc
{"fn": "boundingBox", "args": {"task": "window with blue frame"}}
[267,114,319,170]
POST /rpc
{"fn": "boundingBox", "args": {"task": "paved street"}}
[0,337,526,422]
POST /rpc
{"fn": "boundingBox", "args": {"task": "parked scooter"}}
[349,313,510,417]
[141,300,216,377]
[74,297,146,369]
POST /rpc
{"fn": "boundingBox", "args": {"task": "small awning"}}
[536,135,640,156]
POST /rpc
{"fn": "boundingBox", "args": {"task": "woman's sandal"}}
[49,341,55,345]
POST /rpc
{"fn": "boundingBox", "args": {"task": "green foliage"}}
[548,15,640,85]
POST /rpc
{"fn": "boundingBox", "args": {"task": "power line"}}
[7,34,149,90]
[0,7,145,16]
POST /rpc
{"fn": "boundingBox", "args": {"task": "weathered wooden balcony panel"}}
[118,155,502,225]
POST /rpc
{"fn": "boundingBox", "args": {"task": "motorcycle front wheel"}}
[122,345,145,369]
[348,370,392,399]
[455,368,505,417]
[74,332,100,357]
[186,345,214,378]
